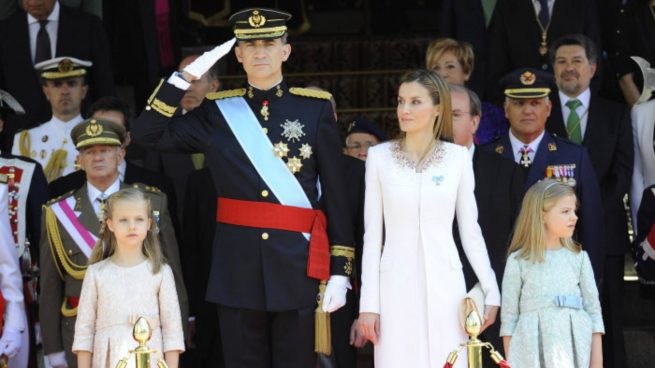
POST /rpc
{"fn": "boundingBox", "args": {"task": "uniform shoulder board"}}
[206,88,247,100]
[289,87,332,100]
[131,182,162,193]
[45,189,76,206]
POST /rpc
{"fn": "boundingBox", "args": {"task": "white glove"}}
[47,351,68,368]
[0,327,22,357]
[183,37,236,79]
[322,275,350,313]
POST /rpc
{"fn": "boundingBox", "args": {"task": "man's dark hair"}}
[88,96,132,131]
[549,34,598,65]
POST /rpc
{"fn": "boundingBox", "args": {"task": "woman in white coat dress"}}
[358,69,501,368]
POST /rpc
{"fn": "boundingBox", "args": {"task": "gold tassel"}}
[314,281,331,355]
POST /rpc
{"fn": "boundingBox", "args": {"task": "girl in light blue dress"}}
[501,180,604,368]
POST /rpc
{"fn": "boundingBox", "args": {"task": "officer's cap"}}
[35,56,92,81]
[347,117,387,143]
[228,8,291,41]
[71,118,126,150]
[501,68,553,99]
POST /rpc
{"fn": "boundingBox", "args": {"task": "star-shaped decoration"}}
[273,142,290,158]
[286,156,303,173]
[299,143,313,160]
[280,119,305,142]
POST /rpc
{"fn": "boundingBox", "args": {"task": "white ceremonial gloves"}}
[0,326,21,357]
[322,275,350,313]
[47,351,69,368]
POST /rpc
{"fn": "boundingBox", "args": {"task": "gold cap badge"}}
[520,71,536,86]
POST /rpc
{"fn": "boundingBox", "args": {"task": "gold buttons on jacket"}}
[261,232,269,240]
[261,190,269,198]
[262,127,268,134]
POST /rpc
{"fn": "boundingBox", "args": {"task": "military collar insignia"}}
[548,142,557,151]
[281,119,305,142]
[495,145,505,154]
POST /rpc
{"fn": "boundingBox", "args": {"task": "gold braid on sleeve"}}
[45,206,87,280]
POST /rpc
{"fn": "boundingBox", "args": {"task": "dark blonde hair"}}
[425,38,475,76]
[90,188,165,273]
[508,179,581,263]
[399,69,454,142]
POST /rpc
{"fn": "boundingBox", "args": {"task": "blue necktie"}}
[538,0,550,25]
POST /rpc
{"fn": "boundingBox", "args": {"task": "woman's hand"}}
[358,312,380,344]
[480,305,499,333]
[349,319,369,348]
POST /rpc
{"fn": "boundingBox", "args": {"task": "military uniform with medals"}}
[481,68,604,281]
[11,58,91,182]
[131,8,354,368]
[39,119,188,368]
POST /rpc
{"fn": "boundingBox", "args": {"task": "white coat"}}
[359,141,500,368]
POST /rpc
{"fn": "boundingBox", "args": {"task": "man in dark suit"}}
[450,84,524,359]
[0,0,114,150]
[486,0,601,102]
[131,8,354,367]
[181,167,224,367]
[482,68,604,280]
[440,0,496,96]
[546,34,631,368]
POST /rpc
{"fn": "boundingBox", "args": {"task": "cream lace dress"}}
[72,259,184,367]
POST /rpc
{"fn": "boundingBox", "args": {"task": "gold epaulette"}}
[206,88,247,100]
[45,189,76,206]
[19,130,31,158]
[289,87,332,100]
[131,182,162,193]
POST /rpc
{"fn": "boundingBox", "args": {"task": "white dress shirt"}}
[87,177,121,216]
[27,0,60,64]
[509,129,545,164]
[559,88,591,139]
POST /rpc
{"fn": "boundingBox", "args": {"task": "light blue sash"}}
[216,97,312,210]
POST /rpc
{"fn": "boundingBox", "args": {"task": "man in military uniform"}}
[481,68,604,281]
[12,57,90,182]
[39,118,188,368]
[1,88,49,368]
[131,7,354,368]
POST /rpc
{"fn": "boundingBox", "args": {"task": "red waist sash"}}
[216,197,330,280]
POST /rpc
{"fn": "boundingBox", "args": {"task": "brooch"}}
[432,175,444,186]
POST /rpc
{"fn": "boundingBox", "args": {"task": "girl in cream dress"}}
[73,188,184,368]
[358,70,500,368]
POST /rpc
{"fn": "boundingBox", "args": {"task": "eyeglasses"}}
[452,110,472,120]
[345,142,376,150]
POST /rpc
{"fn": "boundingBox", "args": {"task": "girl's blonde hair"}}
[90,187,165,273]
[508,179,581,263]
[398,69,454,142]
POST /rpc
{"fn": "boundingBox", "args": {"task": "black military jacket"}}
[132,79,354,311]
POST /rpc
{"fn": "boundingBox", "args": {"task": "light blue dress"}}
[500,248,604,368]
